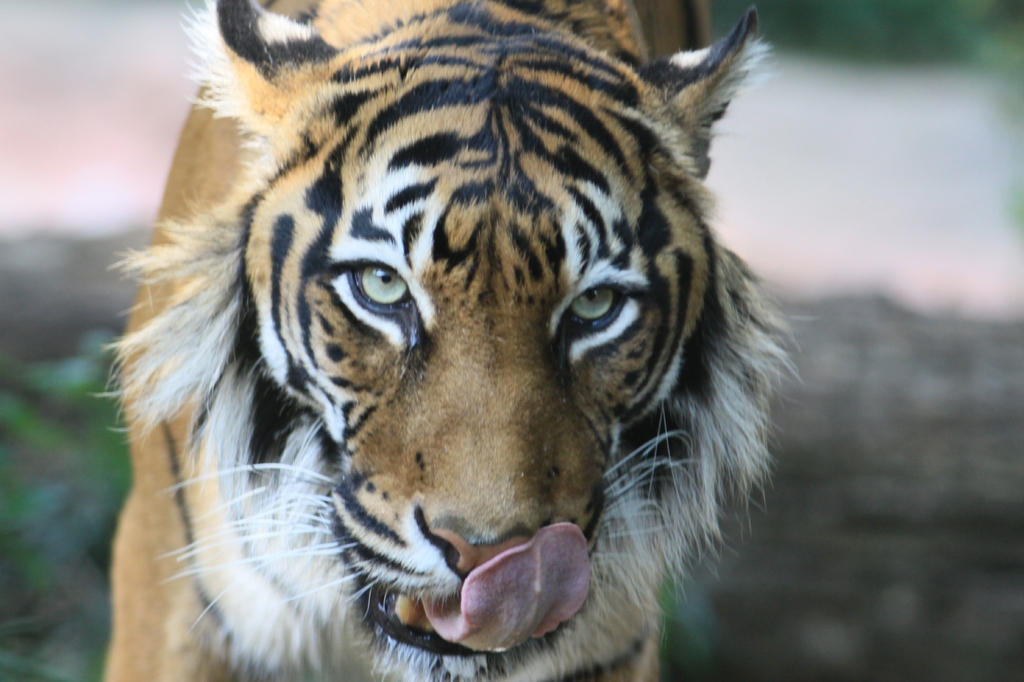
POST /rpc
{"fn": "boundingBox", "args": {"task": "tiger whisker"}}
[166,462,334,493]
[166,542,349,581]
[604,457,693,502]
[603,427,687,479]
[193,496,333,527]
[344,581,376,610]
[645,406,669,499]
[167,527,335,559]
[190,485,270,521]
[279,573,361,604]
[190,574,246,632]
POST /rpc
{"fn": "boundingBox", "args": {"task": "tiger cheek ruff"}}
[107,0,787,681]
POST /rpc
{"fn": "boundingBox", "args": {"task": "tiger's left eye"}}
[360,266,409,305]
[570,287,618,321]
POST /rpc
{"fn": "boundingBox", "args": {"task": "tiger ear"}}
[639,7,765,178]
[193,0,338,139]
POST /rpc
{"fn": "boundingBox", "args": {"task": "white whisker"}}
[190,574,246,632]
[167,542,346,581]
[279,573,360,604]
[168,528,335,561]
[166,462,334,493]
[191,485,270,521]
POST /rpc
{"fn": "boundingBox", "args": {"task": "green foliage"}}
[0,332,130,682]
[660,579,723,681]
[714,0,1024,63]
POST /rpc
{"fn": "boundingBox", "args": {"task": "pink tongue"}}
[423,523,590,651]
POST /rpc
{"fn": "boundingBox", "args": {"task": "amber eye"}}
[569,287,618,322]
[360,266,409,305]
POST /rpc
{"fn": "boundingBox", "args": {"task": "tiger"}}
[105,0,786,680]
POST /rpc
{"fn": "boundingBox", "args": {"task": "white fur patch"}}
[668,46,711,69]
[331,271,408,348]
[257,11,319,44]
[567,298,640,364]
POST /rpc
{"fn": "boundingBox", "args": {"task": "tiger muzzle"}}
[418,522,590,651]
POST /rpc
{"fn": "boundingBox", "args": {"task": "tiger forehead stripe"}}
[293,46,657,292]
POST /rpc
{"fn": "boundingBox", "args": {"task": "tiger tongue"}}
[422,523,590,652]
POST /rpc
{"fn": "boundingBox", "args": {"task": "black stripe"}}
[334,478,406,546]
[270,213,295,348]
[163,425,223,627]
[581,484,604,541]
[485,33,626,82]
[414,507,462,577]
[217,0,336,77]
[248,370,309,465]
[317,426,343,467]
[330,90,375,127]
[431,207,480,272]
[542,228,567,275]
[550,144,609,194]
[519,103,577,142]
[566,186,610,260]
[343,404,377,441]
[362,76,492,154]
[385,179,437,214]
[402,212,424,259]
[350,208,396,244]
[269,214,310,390]
[514,57,638,108]
[509,227,544,280]
[332,514,420,575]
[299,136,352,366]
[578,316,645,367]
[324,280,382,340]
[502,76,630,179]
[446,3,542,38]
[676,231,719,403]
[573,223,592,266]
[621,258,687,422]
[389,132,463,170]
[165,425,194,548]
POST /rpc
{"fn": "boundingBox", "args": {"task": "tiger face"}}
[118,0,785,679]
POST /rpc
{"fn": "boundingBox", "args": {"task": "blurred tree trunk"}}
[699,297,1024,682]
[633,0,712,57]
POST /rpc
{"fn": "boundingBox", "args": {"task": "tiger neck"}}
[309,0,647,64]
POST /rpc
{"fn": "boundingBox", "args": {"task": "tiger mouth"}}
[369,585,479,657]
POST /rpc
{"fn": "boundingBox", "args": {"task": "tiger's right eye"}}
[570,287,618,322]
[360,266,409,305]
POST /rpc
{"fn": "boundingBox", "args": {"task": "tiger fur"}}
[105,0,786,680]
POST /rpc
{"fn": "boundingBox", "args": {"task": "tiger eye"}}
[570,288,617,321]
[360,266,409,305]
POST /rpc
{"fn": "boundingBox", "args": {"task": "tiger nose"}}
[430,528,532,576]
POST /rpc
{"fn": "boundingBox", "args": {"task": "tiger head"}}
[118,0,785,679]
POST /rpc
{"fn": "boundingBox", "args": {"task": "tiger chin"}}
[105,0,786,680]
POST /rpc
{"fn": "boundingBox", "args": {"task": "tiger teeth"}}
[395,594,433,632]
[395,594,418,625]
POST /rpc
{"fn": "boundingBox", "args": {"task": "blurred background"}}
[0,0,1022,680]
